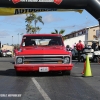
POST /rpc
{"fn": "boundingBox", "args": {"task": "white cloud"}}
[15,28,26,34]
[0,14,26,24]
[0,30,9,37]
[0,36,6,38]
[58,18,98,31]
[43,14,62,23]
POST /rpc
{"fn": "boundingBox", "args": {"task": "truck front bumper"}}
[14,64,73,72]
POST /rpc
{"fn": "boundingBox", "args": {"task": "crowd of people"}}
[66,38,100,62]
[66,40,84,62]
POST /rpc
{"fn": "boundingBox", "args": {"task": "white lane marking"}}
[32,78,51,100]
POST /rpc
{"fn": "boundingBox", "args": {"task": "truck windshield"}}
[22,36,63,46]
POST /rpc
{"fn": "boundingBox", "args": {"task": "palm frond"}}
[62,36,67,40]
[25,13,44,34]
[59,29,65,34]
[55,29,58,34]
[51,32,56,34]
[37,16,44,25]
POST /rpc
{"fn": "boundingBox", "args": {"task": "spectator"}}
[73,43,76,49]
[98,39,100,50]
[76,40,84,62]
[93,35,98,40]
[84,44,88,49]
[91,41,96,51]
[66,45,72,51]
[95,42,99,51]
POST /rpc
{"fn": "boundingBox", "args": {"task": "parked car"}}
[71,48,78,60]
[2,50,12,57]
[0,50,3,57]
[6,51,12,57]
[2,51,6,57]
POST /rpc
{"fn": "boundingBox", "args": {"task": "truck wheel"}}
[80,57,85,62]
[62,70,71,75]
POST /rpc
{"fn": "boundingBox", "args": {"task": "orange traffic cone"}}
[82,61,86,74]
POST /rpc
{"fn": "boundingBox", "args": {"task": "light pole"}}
[12,36,13,46]
[99,20,100,36]
[17,33,19,45]
[12,36,13,56]
[98,19,100,45]
[20,33,24,37]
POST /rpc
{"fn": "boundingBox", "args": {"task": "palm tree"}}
[25,13,44,34]
[25,14,33,33]
[31,27,41,34]
[51,29,65,35]
[51,29,66,40]
[31,13,44,34]
[37,27,41,33]
[59,29,65,35]
[26,24,32,33]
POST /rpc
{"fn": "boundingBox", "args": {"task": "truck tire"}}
[62,70,71,75]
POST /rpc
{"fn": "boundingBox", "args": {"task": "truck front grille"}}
[16,55,70,64]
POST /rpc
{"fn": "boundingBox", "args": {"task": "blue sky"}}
[0,9,99,45]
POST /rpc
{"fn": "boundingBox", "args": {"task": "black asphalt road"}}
[0,57,100,100]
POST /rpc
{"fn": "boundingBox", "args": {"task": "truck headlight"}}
[63,57,70,63]
[17,57,23,64]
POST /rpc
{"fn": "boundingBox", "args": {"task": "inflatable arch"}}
[0,0,100,24]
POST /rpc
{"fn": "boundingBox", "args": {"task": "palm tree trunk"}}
[35,20,37,34]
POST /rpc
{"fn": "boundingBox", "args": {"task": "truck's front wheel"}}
[62,70,71,75]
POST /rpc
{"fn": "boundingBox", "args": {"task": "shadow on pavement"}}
[0,69,69,77]
[71,73,84,77]
[0,69,16,76]
[10,61,15,64]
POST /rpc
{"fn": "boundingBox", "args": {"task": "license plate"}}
[39,67,49,72]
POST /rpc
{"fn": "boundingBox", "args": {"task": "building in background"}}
[64,25,100,48]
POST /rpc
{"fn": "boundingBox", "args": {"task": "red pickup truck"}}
[14,34,73,75]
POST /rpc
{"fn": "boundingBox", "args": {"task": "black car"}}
[71,49,78,60]
[0,50,3,57]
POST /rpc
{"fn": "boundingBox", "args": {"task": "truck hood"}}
[16,46,70,55]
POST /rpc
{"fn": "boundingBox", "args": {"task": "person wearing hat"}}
[76,40,84,62]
